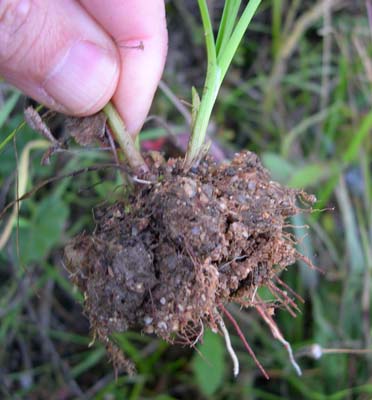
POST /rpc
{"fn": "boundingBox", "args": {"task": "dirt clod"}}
[64,151,314,372]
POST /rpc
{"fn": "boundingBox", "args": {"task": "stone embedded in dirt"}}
[64,151,315,371]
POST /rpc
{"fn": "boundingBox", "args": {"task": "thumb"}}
[80,0,168,136]
[0,0,119,115]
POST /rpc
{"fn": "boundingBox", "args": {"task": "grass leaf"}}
[0,91,20,129]
[288,163,329,189]
[262,151,294,183]
[216,0,242,57]
[342,110,372,164]
[19,194,69,264]
[192,329,226,396]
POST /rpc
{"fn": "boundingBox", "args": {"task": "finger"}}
[80,0,168,135]
[0,0,120,115]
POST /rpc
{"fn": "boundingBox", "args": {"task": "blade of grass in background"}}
[0,91,20,128]
[271,0,282,57]
[0,140,49,250]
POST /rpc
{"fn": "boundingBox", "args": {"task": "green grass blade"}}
[217,0,262,82]
[0,91,22,153]
[328,384,372,400]
[0,91,20,128]
[272,0,283,57]
[0,120,25,153]
[342,109,372,164]
[282,103,340,158]
[335,176,364,272]
[316,110,372,210]
[0,103,44,154]
[197,0,217,65]
[71,347,106,378]
[216,0,242,57]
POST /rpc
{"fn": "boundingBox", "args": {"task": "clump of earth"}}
[64,151,315,373]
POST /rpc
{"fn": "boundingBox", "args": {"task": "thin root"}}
[219,304,269,380]
[218,317,239,377]
[255,298,302,376]
[192,319,204,347]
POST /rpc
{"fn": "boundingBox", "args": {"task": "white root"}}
[276,335,302,376]
[218,318,239,377]
[192,319,204,347]
[251,286,258,303]
[132,176,154,185]
[256,303,302,376]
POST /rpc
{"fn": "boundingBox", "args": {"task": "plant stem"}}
[185,0,219,167]
[184,0,262,168]
[103,102,147,171]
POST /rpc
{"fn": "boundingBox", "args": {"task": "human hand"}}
[0,0,168,136]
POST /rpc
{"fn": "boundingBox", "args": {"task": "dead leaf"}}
[65,112,107,146]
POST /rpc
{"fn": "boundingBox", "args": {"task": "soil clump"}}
[64,151,314,371]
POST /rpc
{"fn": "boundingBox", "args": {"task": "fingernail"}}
[43,41,118,114]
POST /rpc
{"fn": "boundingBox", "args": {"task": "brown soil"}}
[64,151,315,372]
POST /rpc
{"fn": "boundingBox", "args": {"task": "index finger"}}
[79,0,168,136]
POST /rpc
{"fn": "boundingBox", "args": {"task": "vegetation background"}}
[1,0,372,399]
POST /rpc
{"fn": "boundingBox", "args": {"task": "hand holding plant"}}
[66,0,313,378]
[0,0,167,136]
[2,0,314,379]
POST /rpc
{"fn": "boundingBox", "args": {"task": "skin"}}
[0,0,168,136]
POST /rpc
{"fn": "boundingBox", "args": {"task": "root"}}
[255,297,302,376]
[219,304,269,380]
[267,281,301,317]
[274,275,305,303]
[218,317,239,377]
[192,320,204,347]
